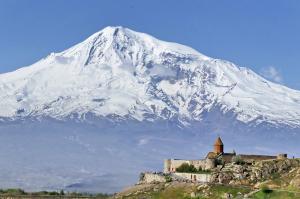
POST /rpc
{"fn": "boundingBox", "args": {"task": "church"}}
[164,136,287,173]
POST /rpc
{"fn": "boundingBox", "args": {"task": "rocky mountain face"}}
[211,158,300,186]
[0,26,299,193]
[1,26,300,127]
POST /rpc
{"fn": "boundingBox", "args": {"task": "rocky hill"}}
[209,158,300,186]
[114,159,300,199]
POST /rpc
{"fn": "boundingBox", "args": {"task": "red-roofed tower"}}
[214,136,224,154]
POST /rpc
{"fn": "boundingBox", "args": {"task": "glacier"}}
[0,26,299,193]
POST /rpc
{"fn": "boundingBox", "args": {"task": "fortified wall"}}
[164,158,215,173]
[140,158,300,186]
[173,172,212,183]
[140,136,292,185]
[163,137,288,174]
[139,172,212,184]
[139,172,166,184]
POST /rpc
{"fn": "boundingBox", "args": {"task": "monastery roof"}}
[206,152,218,159]
[221,153,236,163]
[214,136,224,146]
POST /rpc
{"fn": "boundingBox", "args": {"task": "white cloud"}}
[138,138,149,146]
[260,66,283,83]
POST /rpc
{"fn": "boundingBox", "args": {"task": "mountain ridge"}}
[0,26,300,127]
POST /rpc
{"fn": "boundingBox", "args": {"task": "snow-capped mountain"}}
[1,26,300,127]
[0,26,300,193]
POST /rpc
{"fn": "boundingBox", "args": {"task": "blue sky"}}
[0,0,299,90]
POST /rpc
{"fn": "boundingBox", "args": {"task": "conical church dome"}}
[214,136,224,146]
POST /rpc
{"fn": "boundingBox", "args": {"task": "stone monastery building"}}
[164,136,287,173]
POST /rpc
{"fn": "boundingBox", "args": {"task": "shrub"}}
[4,189,26,195]
[176,163,211,174]
[139,173,145,181]
[198,167,211,174]
[176,163,197,173]
[48,191,60,196]
[216,156,224,166]
[261,185,273,194]
[232,155,245,165]
[165,175,172,182]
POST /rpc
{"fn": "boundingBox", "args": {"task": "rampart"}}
[173,172,212,183]
[164,158,215,173]
[139,172,166,184]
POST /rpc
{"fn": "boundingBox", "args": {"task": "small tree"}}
[164,175,172,182]
[5,189,26,195]
[232,155,245,165]
[261,185,273,194]
[216,156,224,166]
[176,163,197,173]
[139,173,145,181]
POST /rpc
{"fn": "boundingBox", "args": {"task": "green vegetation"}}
[252,189,300,199]
[117,181,300,199]
[139,172,145,181]
[197,167,211,174]
[176,163,198,173]
[154,184,250,199]
[164,175,172,182]
[118,183,253,199]
[151,187,191,199]
[215,156,224,166]
[175,163,211,174]
[203,184,252,199]
[261,185,273,194]
[0,189,111,198]
[0,189,26,195]
[232,155,245,165]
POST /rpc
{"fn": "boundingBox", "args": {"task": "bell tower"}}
[214,136,224,154]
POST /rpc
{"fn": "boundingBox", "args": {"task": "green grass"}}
[0,189,111,198]
[0,188,26,195]
[149,184,251,199]
[206,184,251,198]
[252,190,300,199]
[149,186,300,199]
[151,187,190,199]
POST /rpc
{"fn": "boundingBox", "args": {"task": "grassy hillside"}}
[113,158,300,199]
[114,182,300,199]
[252,189,300,199]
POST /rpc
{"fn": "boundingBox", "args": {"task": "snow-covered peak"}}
[51,26,210,67]
[0,26,300,127]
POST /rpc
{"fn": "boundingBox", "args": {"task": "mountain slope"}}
[0,26,300,127]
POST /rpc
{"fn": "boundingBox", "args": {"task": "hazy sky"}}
[0,0,299,89]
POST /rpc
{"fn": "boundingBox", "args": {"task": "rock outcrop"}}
[129,159,300,198]
[210,158,300,186]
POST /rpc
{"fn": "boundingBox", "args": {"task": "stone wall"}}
[173,172,212,183]
[139,173,166,184]
[164,159,189,173]
[164,159,214,173]
[239,154,277,162]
